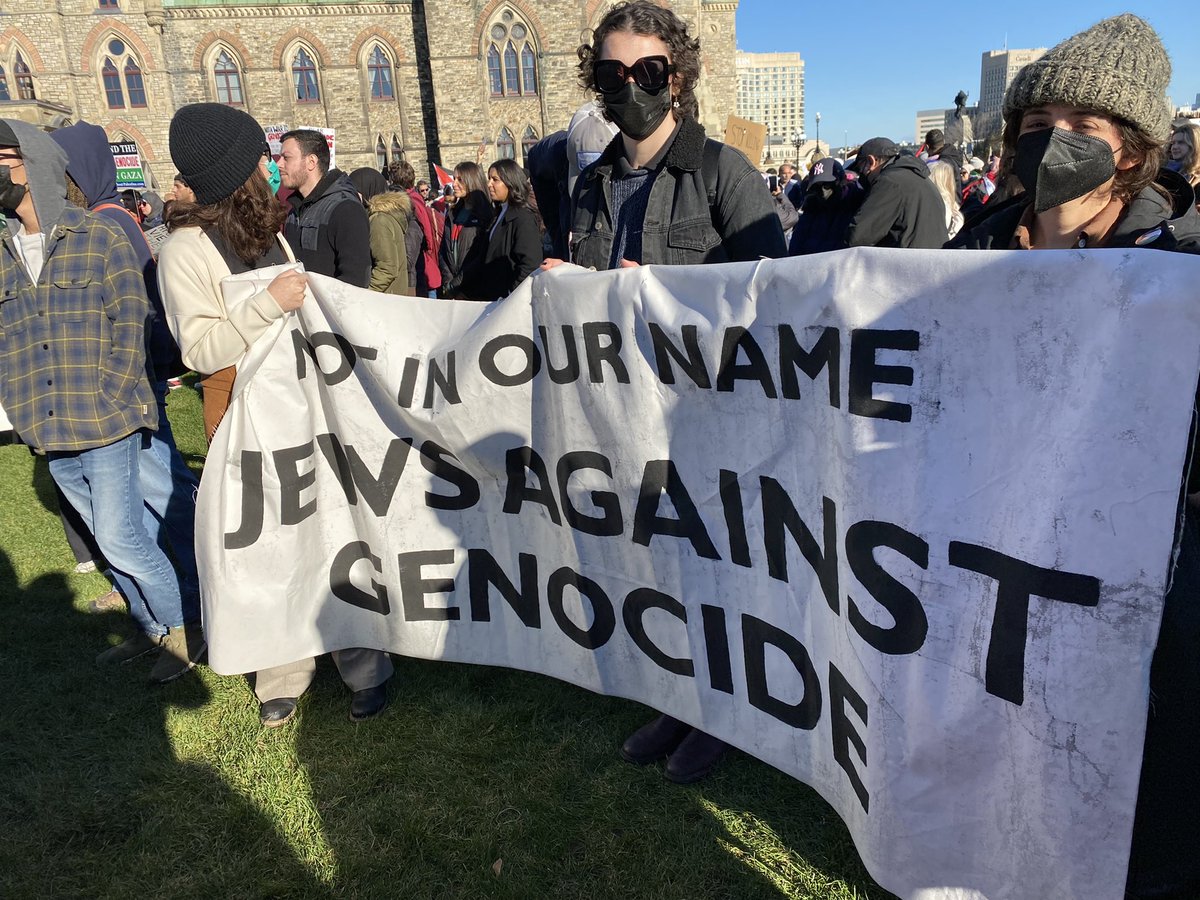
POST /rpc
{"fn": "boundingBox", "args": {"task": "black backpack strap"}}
[701,138,722,235]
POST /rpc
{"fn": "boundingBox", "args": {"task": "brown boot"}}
[87,589,126,614]
[149,623,207,684]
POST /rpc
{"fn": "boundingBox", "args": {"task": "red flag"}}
[432,163,454,188]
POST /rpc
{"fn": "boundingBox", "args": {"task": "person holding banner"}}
[158,103,394,727]
[947,15,1200,898]
[543,0,786,783]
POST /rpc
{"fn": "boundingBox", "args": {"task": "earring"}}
[672,98,680,108]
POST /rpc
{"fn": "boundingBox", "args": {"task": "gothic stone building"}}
[0,0,739,190]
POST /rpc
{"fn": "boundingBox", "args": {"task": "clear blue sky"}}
[735,2,1198,147]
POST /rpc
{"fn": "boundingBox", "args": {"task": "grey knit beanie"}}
[169,103,267,205]
[1003,14,1171,139]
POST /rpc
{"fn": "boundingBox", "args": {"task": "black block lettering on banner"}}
[701,604,735,695]
[845,520,930,655]
[948,541,1101,705]
[761,481,839,613]
[582,321,630,383]
[829,661,870,813]
[622,588,694,676]
[292,330,378,386]
[419,441,481,510]
[779,325,841,407]
[848,329,919,422]
[397,356,419,408]
[633,460,720,559]
[480,334,541,386]
[557,451,623,536]
[275,441,317,525]
[719,469,752,568]
[742,614,822,729]
[224,450,264,549]
[504,446,563,524]
[717,327,778,398]
[423,351,460,408]
[468,548,541,627]
[538,325,582,384]
[330,541,390,615]
[397,549,459,621]
[650,323,712,388]
[547,567,616,649]
[317,433,414,516]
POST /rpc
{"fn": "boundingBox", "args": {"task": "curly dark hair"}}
[1001,110,1165,206]
[578,0,702,124]
[165,168,286,267]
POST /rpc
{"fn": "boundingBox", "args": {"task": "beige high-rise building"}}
[735,50,803,164]
[976,48,1046,142]
[0,0,741,189]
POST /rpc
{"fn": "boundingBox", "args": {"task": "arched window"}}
[0,67,10,103]
[503,42,520,95]
[14,53,34,101]
[367,45,393,101]
[486,45,502,97]
[124,58,146,108]
[496,127,515,160]
[485,13,539,97]
[375,136,387,169]
[390,134,403,162]
[291,48,320,103]
[102,56,123,109]
[521,125,538,160]
[213,50,243,106]
[520,44,537,95]
[98,0,119,8]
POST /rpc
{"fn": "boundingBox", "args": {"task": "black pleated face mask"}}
[1013,127,1117,214]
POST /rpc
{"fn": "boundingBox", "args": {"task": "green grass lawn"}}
[0,383,893,899]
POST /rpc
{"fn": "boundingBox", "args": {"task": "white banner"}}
[199,249,1200,900]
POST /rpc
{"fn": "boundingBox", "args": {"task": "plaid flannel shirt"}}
[0,206,156,451]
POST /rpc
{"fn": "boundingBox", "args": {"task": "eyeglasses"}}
[594,55,674,95]
[0,154,23,165]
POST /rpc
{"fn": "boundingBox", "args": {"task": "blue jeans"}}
[49,430,198,637]
[148,381,200,600]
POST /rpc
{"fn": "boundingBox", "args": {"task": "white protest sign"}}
[199,249,1200,900]
[296,126,335,168]
[262,123,289,157]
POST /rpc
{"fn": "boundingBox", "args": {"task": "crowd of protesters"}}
[0,3,1198,896]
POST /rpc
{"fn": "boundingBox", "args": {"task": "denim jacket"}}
[569,117,786,269]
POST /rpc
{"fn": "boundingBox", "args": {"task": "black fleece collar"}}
[590,117,708,178]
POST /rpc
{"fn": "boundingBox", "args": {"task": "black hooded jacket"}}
[284,169,371,287]
[847,154,948,249]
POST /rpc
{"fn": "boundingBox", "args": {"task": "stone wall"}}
[0,0,739,187]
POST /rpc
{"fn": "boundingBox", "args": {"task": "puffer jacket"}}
[570,117,786,269]
[366,190,412,295]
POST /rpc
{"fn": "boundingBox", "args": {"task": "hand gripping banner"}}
[201,249,1200,900]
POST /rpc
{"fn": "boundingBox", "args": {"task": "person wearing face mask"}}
[845,136,948,248]
[542,0,785,785]
[0,119,205,683]
[787,156,865,255]
[945,16,1200,899]
[547,0,784,273]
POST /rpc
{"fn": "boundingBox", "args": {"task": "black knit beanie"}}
[169,103,267,205]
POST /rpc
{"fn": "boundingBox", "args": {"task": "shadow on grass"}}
[283,653,891,899]
[0,546,329,899]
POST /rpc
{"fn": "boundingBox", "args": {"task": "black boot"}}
[620,714,692,765]
[665,729,729,784]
